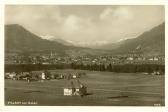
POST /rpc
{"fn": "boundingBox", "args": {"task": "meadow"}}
[5,70,165,106]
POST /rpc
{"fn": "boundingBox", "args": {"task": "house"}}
[127,57,134,61]
[72,74,77,79]
[15,72,31,81]
[153,57,159,61]
[41,72,45,80]
[151,71,161,75]
[148,57,159,61]
[5,73,10,79]
[64,79,87,96]
[8,72,16,79]
[64,81,75,96]
[72,73,79,79]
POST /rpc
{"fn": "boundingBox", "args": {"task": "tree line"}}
[5,63,165,74]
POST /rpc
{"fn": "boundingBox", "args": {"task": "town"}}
[5,52,165,65]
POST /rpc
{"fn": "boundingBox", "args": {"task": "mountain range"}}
[5,24,108,56]
[5,22,165,56]
[5,24,77,55]
[111,23,165,55]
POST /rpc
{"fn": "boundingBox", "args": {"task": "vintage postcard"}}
[0,0,167,112]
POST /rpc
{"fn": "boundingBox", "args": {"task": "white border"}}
[3,0,167,5]
[0,0,167,112]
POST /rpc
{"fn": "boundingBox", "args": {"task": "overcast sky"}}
[5,5,165,44]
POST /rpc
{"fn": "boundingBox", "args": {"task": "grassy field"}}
[5,70,165,106]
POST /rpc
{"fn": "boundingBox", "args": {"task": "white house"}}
[153,57,159,61]
[64,79,87,96]
[127,57,134,61]
[64,88,75,96]
[8,72,16,79]
[64,81,75,96]
[72,75,77,79]
[41,72,45,80]
[72,73,79,79]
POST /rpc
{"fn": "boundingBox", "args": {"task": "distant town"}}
[5,52,165,65]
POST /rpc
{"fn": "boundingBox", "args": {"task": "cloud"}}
[99,6,134,27]
[100,8,113,20]
[97,6,164,42]
[62,15,81,33]
[100,7,133,21]
[59,14,95,41]
[5,5,165,44]
[5,5,62,35]
[5,6,62,24]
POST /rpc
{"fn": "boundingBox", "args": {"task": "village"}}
[5,64,163,99]
[4,50,165,104]
[5,70,87,96]
[5,53,165,65]
[5,69,165,106]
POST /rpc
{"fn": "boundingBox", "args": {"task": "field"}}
[5,69,165,106]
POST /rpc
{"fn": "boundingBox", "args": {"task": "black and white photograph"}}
[3,4,165,107]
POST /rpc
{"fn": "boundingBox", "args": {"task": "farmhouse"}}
[148,57,159,61]
[127,57,134,61]
[14,72,30,81]
[151,71,161,75]
[41,72,46,80]
[64,81,75,96]
[72,74,77,79]
[71,73,79,79]
[8,72,16,79]
[64,79,87,96]
[5,72,16,79]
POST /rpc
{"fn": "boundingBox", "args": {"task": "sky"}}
[5,5,165,46]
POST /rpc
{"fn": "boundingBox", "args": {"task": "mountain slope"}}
[50,38,74,46]
[117,23,165,55]
[5,24,110,56]
[5,24,75,54]
[101,23,165,55]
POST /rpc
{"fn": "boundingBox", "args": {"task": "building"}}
[72,74,77,79]
[5,72,16,79]
[64,79,87,96]
[64,81,75,96]
[8,72,16,79]
[72,73,80,79]
[41,72,45,80]
[127,57,134,61]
